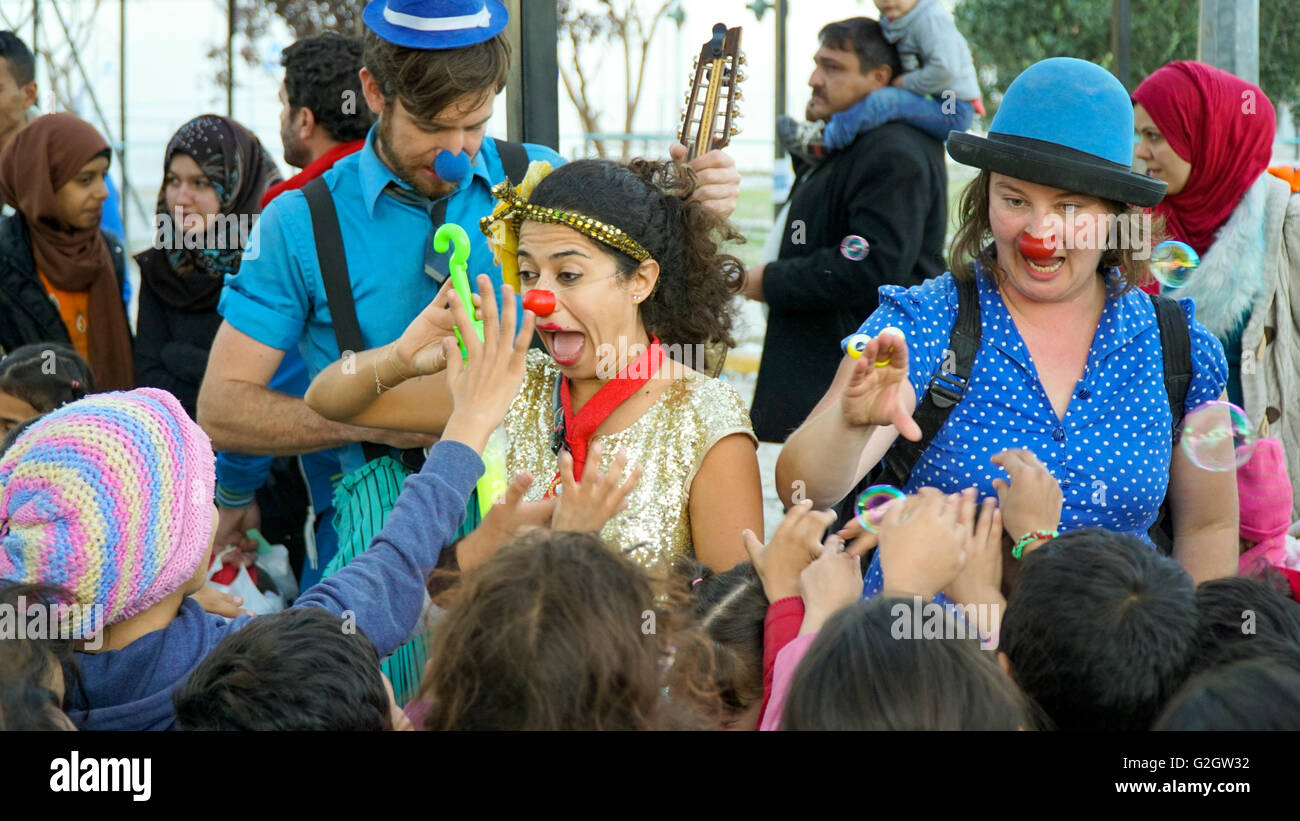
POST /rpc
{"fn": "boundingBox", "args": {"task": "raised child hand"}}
[550,443,643,533]
[990,449,1062,553]
[440,275,535,453]
[798,539,865,635]
[943,494,1004,607]
[458,472,557,573]
[741,500,837,603]
[876,488,969,598]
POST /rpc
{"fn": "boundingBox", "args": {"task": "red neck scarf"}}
[547,336,663,495]
[1132,61,1276,257]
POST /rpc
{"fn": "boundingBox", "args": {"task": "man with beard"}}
[199,1,740,615]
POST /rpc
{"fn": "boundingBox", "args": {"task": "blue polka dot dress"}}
[849,265,1228,599]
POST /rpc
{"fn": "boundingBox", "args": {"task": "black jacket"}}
[0,212,128,358]
[132,249,224,418]
[750,122,947,443]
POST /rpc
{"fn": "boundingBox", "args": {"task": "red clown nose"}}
[522,289,556,317]
[1017,231,1058,260]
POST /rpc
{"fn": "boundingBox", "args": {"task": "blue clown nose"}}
[434,150,472,184]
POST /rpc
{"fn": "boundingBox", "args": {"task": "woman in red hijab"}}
[0,113,133,391]
[1133,61,1300,520]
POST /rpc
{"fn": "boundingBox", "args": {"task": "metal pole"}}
[772,0,788,217]
[32,0,39,98]
[226,0,234,118]
[119,0,127,244]
[1198,0,1259,84]
[505,0,559,149]
[1111,0,1130,91]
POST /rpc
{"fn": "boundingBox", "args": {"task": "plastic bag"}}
[247,529,299,603]
[207,548,284,616]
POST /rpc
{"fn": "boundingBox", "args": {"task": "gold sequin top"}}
[505,349,757,570]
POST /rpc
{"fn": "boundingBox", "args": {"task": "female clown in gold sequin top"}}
[303,158,764,571]
[506,348,756,569]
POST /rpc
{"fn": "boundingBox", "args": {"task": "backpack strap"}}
[303,177,388,465]
[1148,292,1193,555]
[493,139,530,186]
[1150,293,1192,442]
[877,275,983,488]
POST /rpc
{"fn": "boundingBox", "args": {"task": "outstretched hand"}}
[550,443,643,533]
[839,329,921,441]
[876,488,969,598]
[741,500,839,603]
[990,449,1062,551]
[440,275,535,452]
[458,472,556,573]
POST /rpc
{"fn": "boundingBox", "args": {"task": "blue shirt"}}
[852,267,1228,598]
[219,127,564,475]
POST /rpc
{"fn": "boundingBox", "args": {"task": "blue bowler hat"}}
[947,57,1166,207]
[364,0,508,49]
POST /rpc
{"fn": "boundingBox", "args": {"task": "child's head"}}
[0,343,93,437]
[782,597,1031,730]
[670,558,768,729]
[173,608,397,731]
[1001,529,1197,730]
[0,388,216,639]
[1155,656,1300,731]
[874,0,921,22]
[0,583,78,730]
[1190,573,1300,675]
[419,530,674,730]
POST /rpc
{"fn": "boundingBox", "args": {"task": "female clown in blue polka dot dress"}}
[775,58,1238,594]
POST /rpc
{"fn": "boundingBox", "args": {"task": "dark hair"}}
[0,31,35,87]
[948,169,1161,292]
[0,343,94,413]
[0,583,80,731]
[419,530,688,730]
[172,608,392,731]
[362,28,509,122]
[817,17,901,78]
[281,33,373,144]
[1189,573,1300,676]
[1155,657,1300,731]
[782,597,1032,730]
[527,159,745,349]
[669,558,767,728]
[1002,529,1197,730]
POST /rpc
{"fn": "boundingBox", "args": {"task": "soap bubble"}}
[1180,400,1256,471]
[855,485,907,533]
[840,235,870,261]
[1151,240,1199,289]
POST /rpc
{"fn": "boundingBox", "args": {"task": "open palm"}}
[840,331,921,441]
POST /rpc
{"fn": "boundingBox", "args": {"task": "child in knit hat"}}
[1236,438,1300,601]
[0,282,536,729]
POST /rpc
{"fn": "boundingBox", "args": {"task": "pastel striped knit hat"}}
[0,388,215,636]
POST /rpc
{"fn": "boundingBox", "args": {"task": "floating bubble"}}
[840,235,870,261]
[855,484,907,533]
[1151,240,1199,289]
[1180,400,1257,471]
[846,333,870,359]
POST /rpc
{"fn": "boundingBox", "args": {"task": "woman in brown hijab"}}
[0,113,133,391]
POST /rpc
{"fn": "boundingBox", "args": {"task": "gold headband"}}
[479,179,651,263]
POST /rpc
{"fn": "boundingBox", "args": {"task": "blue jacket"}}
[66,439,482,731]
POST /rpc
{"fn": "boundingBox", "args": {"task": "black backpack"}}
[834,276,1191,554]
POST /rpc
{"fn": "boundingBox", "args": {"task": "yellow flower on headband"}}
[484,160,553,290]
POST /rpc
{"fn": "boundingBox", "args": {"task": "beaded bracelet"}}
[1012,529,1058,559]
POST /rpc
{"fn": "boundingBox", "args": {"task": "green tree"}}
[954,0,1300,126]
